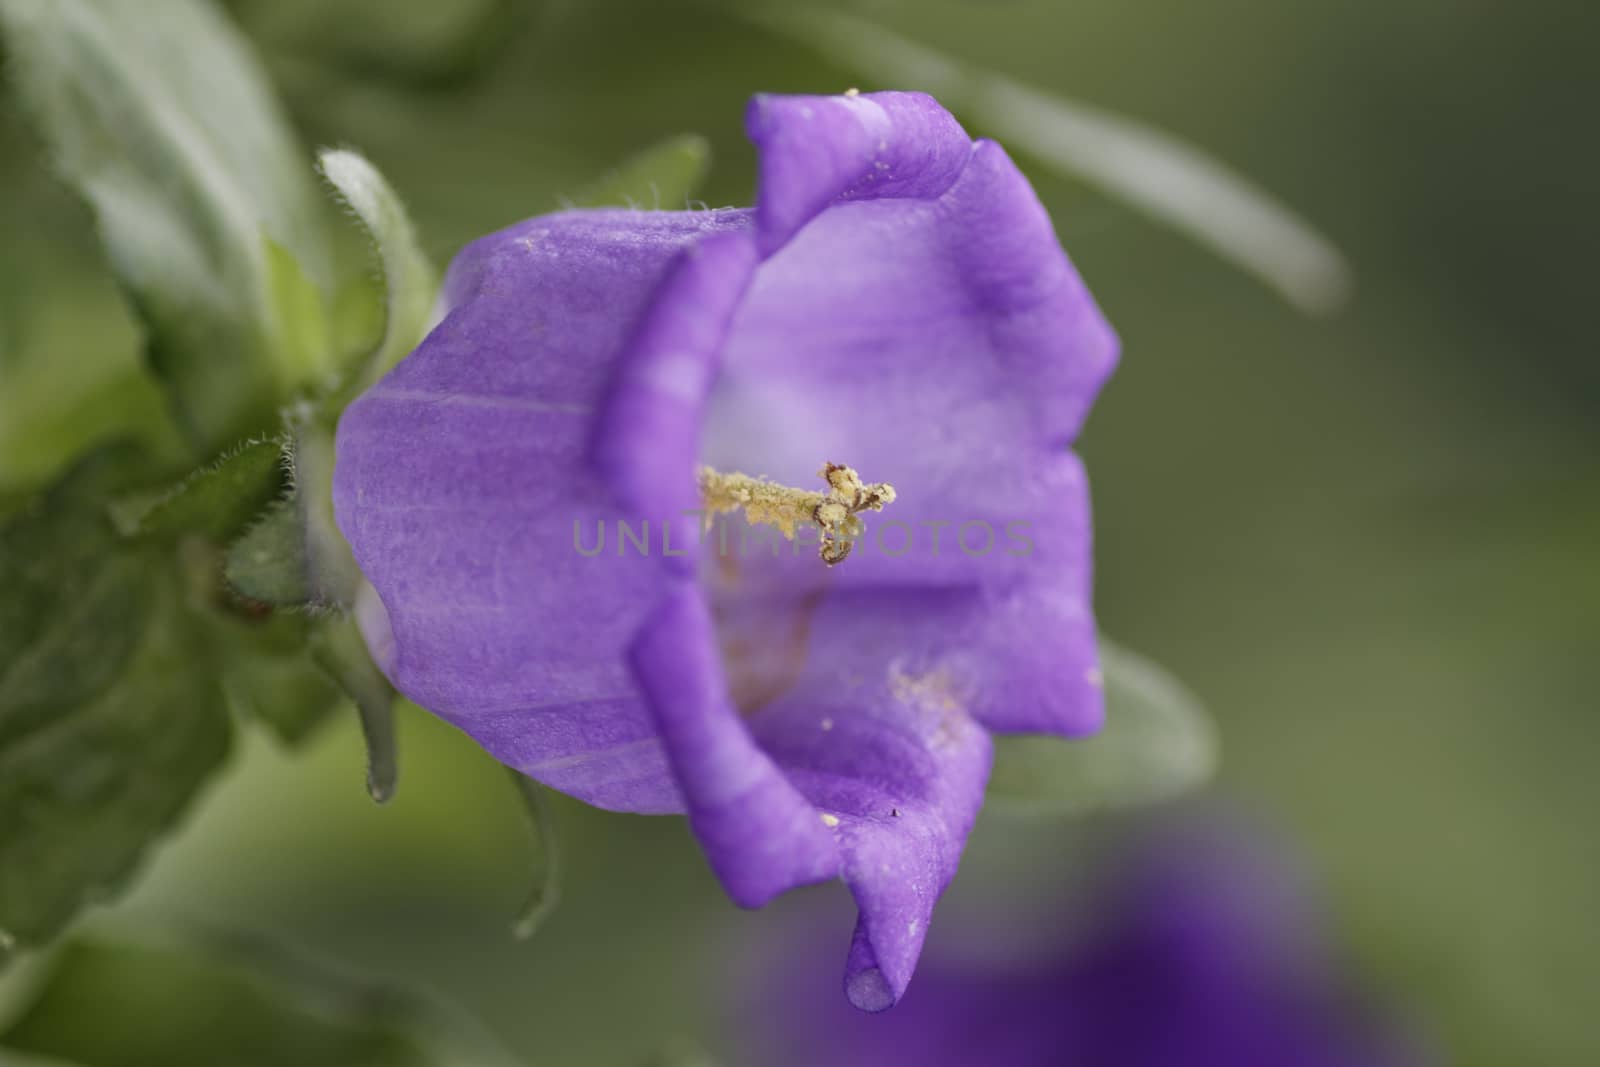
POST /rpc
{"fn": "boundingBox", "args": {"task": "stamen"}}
[698,462,896,567]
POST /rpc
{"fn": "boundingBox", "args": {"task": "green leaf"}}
[741,8,1351,314]
[318,149,436,390]
[0,0,334,450]
[506,771,560,939]
[0,446,165,723]
[573,134,713,210]
[308,616,398,803]
[0,304,181,498]
[127,437,288,542]
[0,938,485,1067]
[0,463,231,948]
[987,638,1218,814]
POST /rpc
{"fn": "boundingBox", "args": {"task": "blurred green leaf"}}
[308,616,397,804]
[0,91,184,495]
[0,938,459,1067]
[0,453,158,732]
[573,134,713,210]
[128,436,287,542]
[0,458,231,948]
[0,0,333,451]
[237,0,530,89]
[744,8,1350,314]
[0,340,180,499]
[988,637,1217,813]
[318,148,436,391]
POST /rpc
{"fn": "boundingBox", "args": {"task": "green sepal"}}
[573,134,713,210]
[126,437,288,543]
[506,771,561,940]
[220,417,360,610]
[215,611,344,748]
[988,637,1218,814]
[223,500,310,607]
[308,616,397,804]
[318,148,437,395]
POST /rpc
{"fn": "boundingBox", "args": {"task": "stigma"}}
[698,462,897,566]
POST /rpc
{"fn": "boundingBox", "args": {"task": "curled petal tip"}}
[845,967,896,1013]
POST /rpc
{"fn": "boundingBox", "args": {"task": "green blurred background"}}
[3,1,1597,1064]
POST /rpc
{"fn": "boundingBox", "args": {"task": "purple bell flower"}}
[332,90,1118,1010]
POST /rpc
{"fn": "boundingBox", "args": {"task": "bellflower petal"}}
[338,210,752,814]
[333,90,1118,1008]
[629,583,839,907]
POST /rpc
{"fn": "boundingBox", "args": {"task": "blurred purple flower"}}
[332,91,1117,1009]
[747,824,1425,1067]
